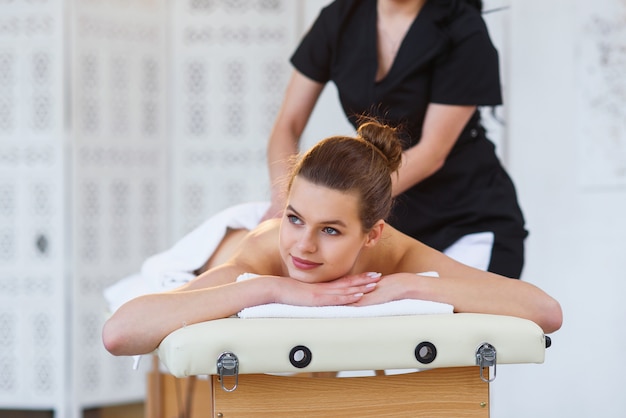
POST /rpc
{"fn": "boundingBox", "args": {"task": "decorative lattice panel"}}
[170,0,299,237]
[0,144,66,413]
[70,0,168,412]
[0,0,67,413]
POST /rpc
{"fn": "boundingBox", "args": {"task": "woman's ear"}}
[364,220,385,248]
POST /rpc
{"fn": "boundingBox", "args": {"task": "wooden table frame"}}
[146,356,491,418]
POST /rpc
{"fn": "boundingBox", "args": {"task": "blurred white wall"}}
[493,1,626,417]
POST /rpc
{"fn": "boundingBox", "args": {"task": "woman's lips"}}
[291,255,322,270]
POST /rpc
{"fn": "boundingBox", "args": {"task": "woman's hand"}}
[350,273,421,306]
[272,272,382,307]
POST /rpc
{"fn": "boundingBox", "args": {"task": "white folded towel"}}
[141,202,269,291]
[236,272,453,319]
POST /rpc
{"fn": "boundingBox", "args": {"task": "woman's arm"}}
[406,271,561,334]
[354,233,562,334]
[356,246,563,334]
[392,103,476,196]
[102,264,269,356]
[102,265,382,356]
[264,70,325,221]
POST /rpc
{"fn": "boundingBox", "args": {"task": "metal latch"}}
[216,352,239,392]
[475,343,497,383]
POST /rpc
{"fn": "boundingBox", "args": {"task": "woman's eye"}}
[287,214,303,225]
[322,227,339,235]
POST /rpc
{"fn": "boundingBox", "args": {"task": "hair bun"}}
[356,120,403,173]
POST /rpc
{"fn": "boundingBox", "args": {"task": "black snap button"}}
[289,345,312,368]
[415,342,437,364]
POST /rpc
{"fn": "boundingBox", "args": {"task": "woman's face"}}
[279,176,372,283]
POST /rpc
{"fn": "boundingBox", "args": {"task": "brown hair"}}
[289,120,403,231]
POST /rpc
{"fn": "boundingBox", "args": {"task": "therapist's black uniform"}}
[291,0,527,278]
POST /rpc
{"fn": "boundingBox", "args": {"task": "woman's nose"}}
[296,230,317,253]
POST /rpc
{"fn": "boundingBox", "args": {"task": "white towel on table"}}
[236,272,453,319]
[103,201,269,313]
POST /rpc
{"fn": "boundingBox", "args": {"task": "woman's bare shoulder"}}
[233,219,283,273]
[376,223,451,273]
[380,223,422,249]
[244,218,280,242]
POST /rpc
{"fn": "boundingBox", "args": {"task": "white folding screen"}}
[1,0,168,416]
[0,0,68,415]
[70,0,168,415]
[169,0,298,238]
[0,0,300,416]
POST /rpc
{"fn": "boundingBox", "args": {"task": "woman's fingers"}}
[326,272,382,289]
[311,273,382,305]
[313,291,367,306]
[281,272,383,306]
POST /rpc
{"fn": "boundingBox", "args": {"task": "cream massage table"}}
[151,313,551,418]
